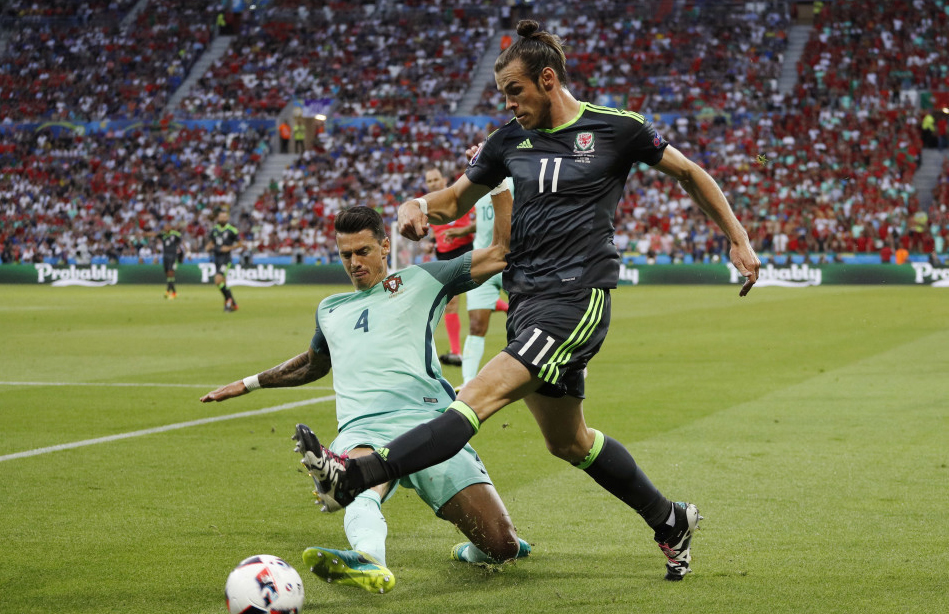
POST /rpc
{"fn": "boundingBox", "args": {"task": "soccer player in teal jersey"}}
[201,204,529,593]
[296,20,761,582]
[443,178,514,384]
[204,209,241,312]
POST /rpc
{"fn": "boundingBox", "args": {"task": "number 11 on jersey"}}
[538,157,562,193]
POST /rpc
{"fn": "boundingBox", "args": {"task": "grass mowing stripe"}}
[0,394,335,463]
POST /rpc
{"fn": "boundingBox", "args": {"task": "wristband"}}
[242,374,261,392]
[415,197,428,215]
[489,179,509,196]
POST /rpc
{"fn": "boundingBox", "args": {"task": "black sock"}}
[351,407,477,490]
[581,435,672,531]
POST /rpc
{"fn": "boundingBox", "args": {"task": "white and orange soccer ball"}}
[225,555,304,614]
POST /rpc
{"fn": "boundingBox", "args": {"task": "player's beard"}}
[527,89,554,130]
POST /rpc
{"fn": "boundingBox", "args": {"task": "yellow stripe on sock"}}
[447,400,480,433]
[575,429,605,470]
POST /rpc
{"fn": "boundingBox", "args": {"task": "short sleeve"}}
[465,129,507,189]
[310,309,330,355]
[621,116,668,166]
[418,252,479,295]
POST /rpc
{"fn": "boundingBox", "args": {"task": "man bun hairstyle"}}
[334,206,387,243]
[495,19,568,86]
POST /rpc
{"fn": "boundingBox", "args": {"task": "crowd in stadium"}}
[246,119,489,261]
[1,0,948,266]
[474,2,790,115]
[2,0,137,22]
[177,4,498,119]
[0,125,269,264]
[0,0,216,121]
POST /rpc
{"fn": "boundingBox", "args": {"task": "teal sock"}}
[343,491,387,565]
[461,334,485,384]
[456,538,531,563]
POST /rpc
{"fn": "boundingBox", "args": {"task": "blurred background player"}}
[158,221,183,299]
[201,205,528,594]
[204,209,242,312]
[443,176,513,385]
[424,166,474,366]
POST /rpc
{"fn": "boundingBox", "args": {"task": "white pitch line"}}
[0,381,334,391]
[0,395,336,463]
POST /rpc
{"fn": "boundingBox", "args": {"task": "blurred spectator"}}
[475,2,789,116]
[0,0,215,121]
[177,4,498,119]
[279,121,291,153]
[0,124,268,263]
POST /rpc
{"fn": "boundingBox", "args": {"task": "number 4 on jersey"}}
[354,309,369,332]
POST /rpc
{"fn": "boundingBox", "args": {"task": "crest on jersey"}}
[574,132,595,152]
[653,133,664,148]
[383,274,404,294]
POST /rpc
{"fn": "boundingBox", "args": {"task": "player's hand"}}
[730,240,760,297]
[200,380,247,402]
[465,142,484,163]
[398,200,429,241]
[443,226,467,239]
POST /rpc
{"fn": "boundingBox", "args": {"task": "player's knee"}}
[480,527,521,562]
[544,439,587,464]
[468,311,490,335]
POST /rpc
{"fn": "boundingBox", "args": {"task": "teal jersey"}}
[471,179,514,251]
[310,254,478,432]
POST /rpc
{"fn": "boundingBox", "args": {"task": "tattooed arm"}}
[199,347,332,402]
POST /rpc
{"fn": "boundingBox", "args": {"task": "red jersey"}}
[430,214,474,253]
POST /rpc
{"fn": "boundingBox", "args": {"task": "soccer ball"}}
[225,555,304,614]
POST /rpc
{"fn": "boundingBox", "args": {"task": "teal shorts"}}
[330,412,492,516]
[467,271,503,311]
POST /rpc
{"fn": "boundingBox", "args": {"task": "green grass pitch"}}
[0,284,946,613]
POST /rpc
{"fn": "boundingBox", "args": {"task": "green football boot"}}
[302,547,395,594]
